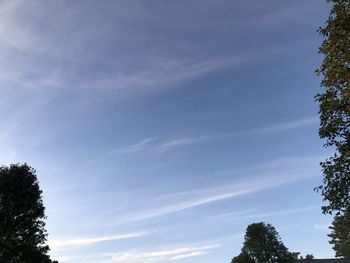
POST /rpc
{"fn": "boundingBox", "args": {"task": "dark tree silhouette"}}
[231,223,293,263]
[0,164,57,263]
[315,0,350,215]
[329,208,350,257]
[231,251,254,263]
[305,254,315,260]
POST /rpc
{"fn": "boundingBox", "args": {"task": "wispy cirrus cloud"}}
[211,206,319,221]
[112,137,162,154]
[314,224,330,230]
[0,0,294,101]
[113,188,259,223]
[111,244,220,263]
[102,157,319,226]
[254,116,318,134]
[49,232,148,252]
[111,116,318,155]
[50,243,220,263]
[0,0,36,50]
[158,136,213,149]
[0,0,279,100]
[153,116,318,151]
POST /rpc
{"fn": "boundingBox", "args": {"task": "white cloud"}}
[72,51,266,100]
[0,3,284,99]
[0,0,36,50]
[314,224,330,230]
[158,116,318,151]
[113,137,162,154]
[211,206,319,221]
[104,158,319,226]
[254,117,318,134]
[241,206,319,219]
[169,251,206,260]
[53,256,75,262]
[49,244,220,263]
[49,232,148,252]
[158,136,213,149]
[119,188,260,222]
[112,117,318,155]
[111,244,220,263]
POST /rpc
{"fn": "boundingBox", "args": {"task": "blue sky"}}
[0,0,334,262]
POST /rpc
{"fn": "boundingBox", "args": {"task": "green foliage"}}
[0,164,57,263]
[329,208,350,257]
[231,223,294,263]
[231,252,254,263]
[305,254,315,260]
[315,0,350,215]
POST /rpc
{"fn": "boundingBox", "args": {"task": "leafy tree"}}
[231,223,294,263]
[305,254,315,260]
[328,208,350,257]
[0,164,57,263]
[315,0,350,215]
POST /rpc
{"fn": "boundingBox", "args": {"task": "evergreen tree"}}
[231,223,293,263]
[329,208,350,257]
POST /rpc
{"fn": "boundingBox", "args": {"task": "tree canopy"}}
[231,251,254,263]
[231,223,294,263]
[305,254,315,260]
[0,164,57,263]
[315,0,350,215]
[329,208,350,257]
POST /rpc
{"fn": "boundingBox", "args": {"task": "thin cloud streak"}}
[254,117,319,134]
[211,206,319,221]
[245,206,319,219]
[111,244,220,263]
[107,165,317,226]
[113,137,163,154]
[314,224,330,230]
[114,116,318,154]
[0,0,290,101]
[0,0,35,50]
[64,46,285,105]
[158,136,214,149]
[158,116,318,151]
[169,251,207,260]
[49,232,148,252]
[51,244,220,263]
[117,189,259,223]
